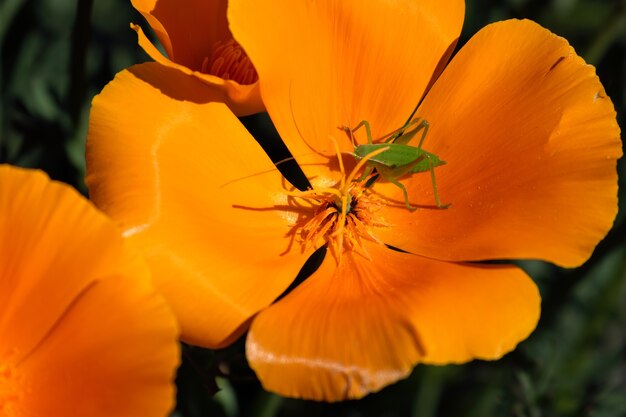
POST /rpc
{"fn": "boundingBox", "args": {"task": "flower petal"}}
[247,242,539,401]
[229,0,464,159]
[375,19,622,267]
[0,165,179,417]
[131,0,229,70]
[132,23,263,115]
[0,165,139,358]
[15,268,179,417]
[86,63,313,347]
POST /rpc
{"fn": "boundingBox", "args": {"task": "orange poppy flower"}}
[0,165,180,416]
[131,0,262,115]
[86,0,621,401]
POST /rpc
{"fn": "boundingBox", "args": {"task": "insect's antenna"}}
[389,101,421,142]
[231,82,309,192]
[273,155,298,167]
[289,82,311,152]
[219,167,285,189]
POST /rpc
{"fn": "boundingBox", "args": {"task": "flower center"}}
[286,142,391,262]
[201,38,259,85]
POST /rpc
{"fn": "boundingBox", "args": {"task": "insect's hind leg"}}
[425,154,450,209]
[416,119,429,149]
[392,119,430,149]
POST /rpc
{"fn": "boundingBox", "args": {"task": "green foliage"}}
[1,0,145,190]
[2,0,624,416]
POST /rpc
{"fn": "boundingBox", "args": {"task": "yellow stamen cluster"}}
[285,141,390,263]
[202,38,258,85]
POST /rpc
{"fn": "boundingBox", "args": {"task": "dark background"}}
[1,0,625,416]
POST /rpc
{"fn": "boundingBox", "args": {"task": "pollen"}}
[285,141,391,263]
[201,38,259,85]
[288,182,388,263]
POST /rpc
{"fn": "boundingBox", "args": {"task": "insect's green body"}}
[354,143,445,174]
[342,118,448,210]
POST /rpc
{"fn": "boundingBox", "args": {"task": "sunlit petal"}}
[248,242,539,401]
[229,0,464,161]
[86,63,315,347]
[375,19,622,267]
[0,165,179,417]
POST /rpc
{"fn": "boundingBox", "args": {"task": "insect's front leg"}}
[355,165,375,182]
[350,120,375,144]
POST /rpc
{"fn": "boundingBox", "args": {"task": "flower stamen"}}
[202,38,259,85]
[286,140,391,263]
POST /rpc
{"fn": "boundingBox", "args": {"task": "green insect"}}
[340,117,449,211]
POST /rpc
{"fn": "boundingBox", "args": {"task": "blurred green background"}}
[1,0,625,416]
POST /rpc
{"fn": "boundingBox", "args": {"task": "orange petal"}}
[0,165,179,417]
[86,63,314,347]
[15,269,180,417]
[229,0,464,160]
[0,165,141,358]
[247,242,539,401]
[132,24,263,116]
[131,0,229,70]
[131,0,263,115]
[374,19,622,267]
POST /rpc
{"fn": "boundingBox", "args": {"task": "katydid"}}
[340,118,449,211]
